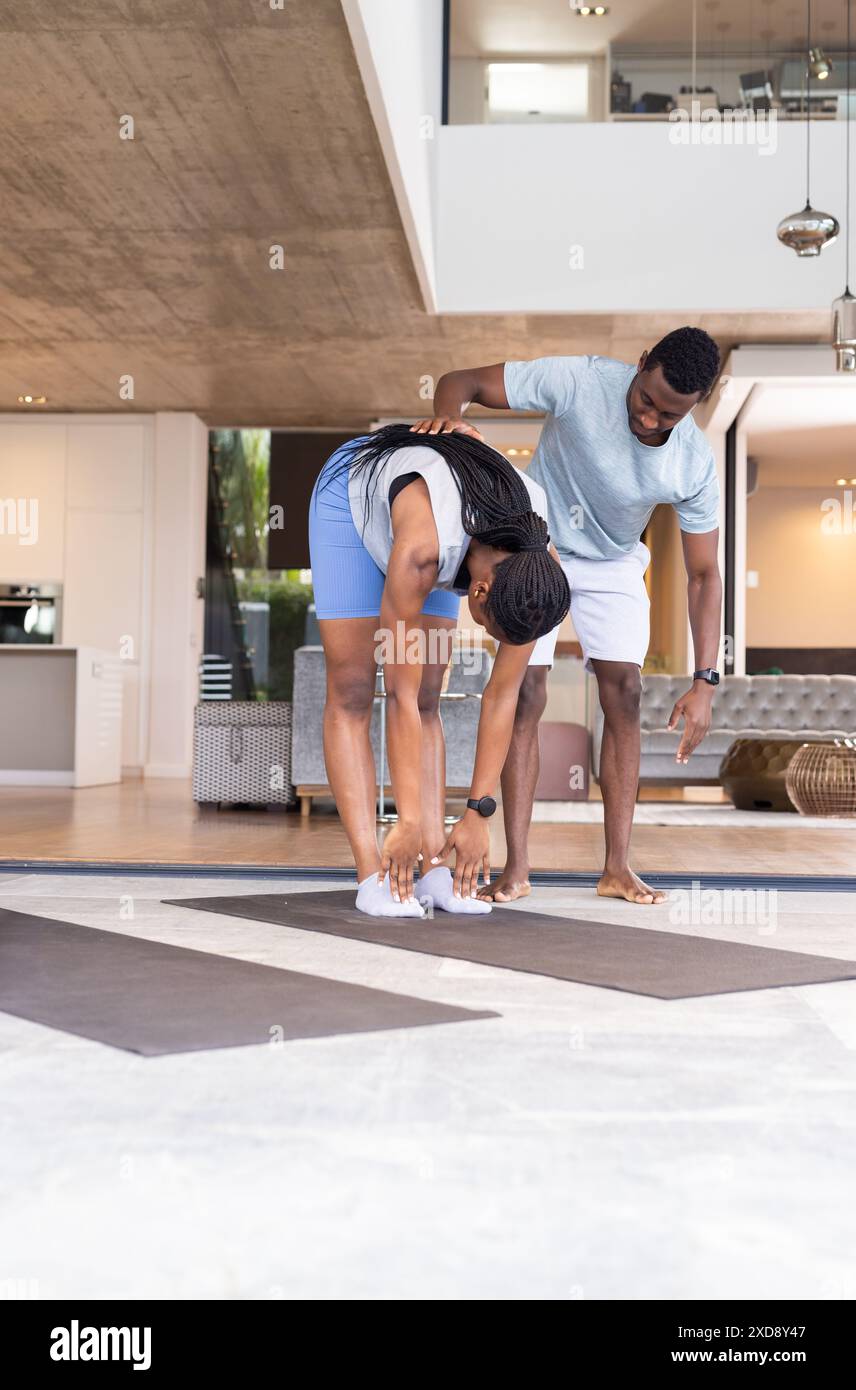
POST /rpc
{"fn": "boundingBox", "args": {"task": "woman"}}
[308,423,570,918]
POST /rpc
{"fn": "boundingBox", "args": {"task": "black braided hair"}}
[324,423,570,645]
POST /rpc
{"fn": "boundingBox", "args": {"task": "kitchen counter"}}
[0,645,123,786]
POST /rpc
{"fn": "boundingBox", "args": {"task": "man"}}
[412,327,723,906]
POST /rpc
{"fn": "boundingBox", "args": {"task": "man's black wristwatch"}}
[466,796,497,818]
[693,668,720,687]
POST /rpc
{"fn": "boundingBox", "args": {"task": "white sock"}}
[355,871,426,918]
[417,865,492,915]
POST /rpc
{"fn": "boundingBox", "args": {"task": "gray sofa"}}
[593,674,856,785]
[291,645,493,815]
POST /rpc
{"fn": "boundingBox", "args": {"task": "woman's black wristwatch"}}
[693,668,720,686]
[466,796,497,818]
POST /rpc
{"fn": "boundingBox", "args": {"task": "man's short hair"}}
[646,326,721,398]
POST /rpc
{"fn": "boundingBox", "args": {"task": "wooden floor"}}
[0,779,852,875]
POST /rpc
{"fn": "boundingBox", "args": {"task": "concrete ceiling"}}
[0,0,831,428]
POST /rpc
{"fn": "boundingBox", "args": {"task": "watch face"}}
[478,796,497,817]
[709,670,720,685]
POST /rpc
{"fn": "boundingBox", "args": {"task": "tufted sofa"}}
[592,674,856,786]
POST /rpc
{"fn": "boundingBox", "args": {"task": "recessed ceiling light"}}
[573,4,610,14]
[836,477,847,485]
[850,478,856,485]
[507,448,519,456]
[17,394,47,405]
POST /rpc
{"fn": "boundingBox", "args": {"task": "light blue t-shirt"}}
[504,355,720,561]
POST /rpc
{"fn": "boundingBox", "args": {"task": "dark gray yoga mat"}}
[165,889,856,1000]
[0,906,498,1056]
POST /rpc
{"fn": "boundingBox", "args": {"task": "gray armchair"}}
[291,645,493,816]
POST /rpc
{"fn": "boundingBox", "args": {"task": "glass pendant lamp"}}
[777,0,840,256]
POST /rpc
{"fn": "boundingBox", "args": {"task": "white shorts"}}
[530,542,651,671]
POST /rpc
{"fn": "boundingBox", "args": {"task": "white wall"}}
[61,421,151,770]
[146,414,208,779]
[436,119,847,312]
[449,57,486,125]
[0,412,207,779]
[342,0,445,311]
[0,424,68,579]
[450,55,607,125]
[747,486,856,648]
[0,416,153,770]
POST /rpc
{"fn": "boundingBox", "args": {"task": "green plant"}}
[238,574,313,701]
[211,428,270,570]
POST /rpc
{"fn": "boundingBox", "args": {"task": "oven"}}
[0,583,63,644]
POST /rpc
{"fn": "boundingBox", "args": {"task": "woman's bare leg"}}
[414,617,493,912]
[416,616,457,862]
[318,616,383,882]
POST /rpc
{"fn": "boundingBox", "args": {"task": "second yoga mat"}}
[0,906,497,1056]
[165,888,856,1000]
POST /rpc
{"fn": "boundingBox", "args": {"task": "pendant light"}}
[777,0,840,255]
[833,0,856,371]
[809,47,833,81]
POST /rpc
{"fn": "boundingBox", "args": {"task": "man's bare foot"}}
[477,870,532,903]
[597,867,667,905]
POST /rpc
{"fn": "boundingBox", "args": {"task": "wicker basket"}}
[784,741,856,818]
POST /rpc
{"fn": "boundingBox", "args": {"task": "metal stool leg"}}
[376,665,397,825]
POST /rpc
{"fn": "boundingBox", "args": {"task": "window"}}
[487,61,590,122]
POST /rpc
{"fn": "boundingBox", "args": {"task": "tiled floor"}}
[2,872,855,1301]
